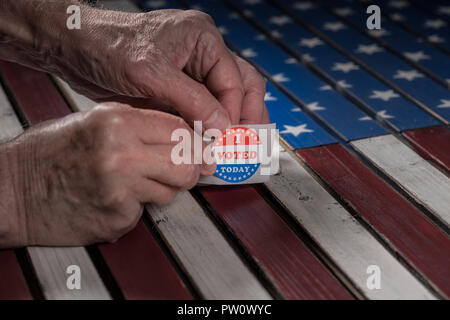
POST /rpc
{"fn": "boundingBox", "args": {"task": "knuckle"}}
[184,10,215,25]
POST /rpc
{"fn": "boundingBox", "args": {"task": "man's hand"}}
[0,103,215,247]
[0,1,269,131]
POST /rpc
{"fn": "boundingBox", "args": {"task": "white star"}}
[360,110,394,121]
[255,30,283,40]
[272,73,290,82]
[320,80,353,90]
[269,16,292,26]
[299,37,323,48]
[333,7,353,17]
[369,89,400,101]
[428,34,445,43]
[145,0,167,8]
[285,57,298,64]
[281,124,314,136]
[301,53,315,62]
[305,102,326,111]
[437,99,450,108]
[393,69,424,81]
[437,6,450,15]
[424,19,447,29]
[390,13,405,21]
[356,44,384,55]
[293,1,315,10]
[241,48,258,58]
[403,51,430,62]
[291,107,301,112]
[388,0,409,9]
[218,26,228,35]
[244,0,261,5]
[332,61,360,73]
[264,92,277,101]
[367,29,391,37]
[323,22,347,32]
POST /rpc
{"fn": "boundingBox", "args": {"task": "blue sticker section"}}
[275,0,450,122]
[228,0,439,131]
[176,0,387,141]
[137,0,337,149]
[375,0,450,52]
[321,0,450,83]
[216,163,260,182]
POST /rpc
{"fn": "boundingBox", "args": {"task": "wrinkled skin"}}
[0,1,268,247]
[2,103,215,247]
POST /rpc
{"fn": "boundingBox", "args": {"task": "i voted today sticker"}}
[197,123,279,186]
[213,127,261,183]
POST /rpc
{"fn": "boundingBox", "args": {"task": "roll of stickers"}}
[198,124,279,185]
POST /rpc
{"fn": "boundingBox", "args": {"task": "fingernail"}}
[204,108,231,133]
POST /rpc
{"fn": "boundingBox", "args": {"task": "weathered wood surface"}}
[351,134,450,229]
[267,148,436,299]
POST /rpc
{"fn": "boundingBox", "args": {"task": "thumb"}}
[159,69,231,133]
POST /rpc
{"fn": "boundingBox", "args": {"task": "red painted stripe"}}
[0,61,191,299]
[99,221,192,299]
[403,125,450,173]
[298,144,450,297]
[200,186,353,300]
[0,61,69,122]
[0,250,32,300]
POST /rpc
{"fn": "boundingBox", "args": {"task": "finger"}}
[204,47,245,124]
[158,68,231,132]
[133,178,180,206]
[233,55,268,124]
[261,102,270,123]
[137,144,215,189]
[114,108,194,145]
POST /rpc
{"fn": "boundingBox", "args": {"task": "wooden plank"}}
[147,192,271,299]
[351,134,450,229]
[27,247,110,300]
[0,85,23,143]
[99,221,192,299]
[266,148,436,299]
[200,186,353,300]
[274,0,450,122]
[55,66,265,300]
[0,250,32,300]
[403,125,450,173]
[0,62,111,299]
[228,0,441,132]
[299,143,450,297]
[0,61,193,299]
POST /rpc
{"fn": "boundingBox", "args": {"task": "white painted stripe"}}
[265,148,436,299]
[146,193,272,299]
[352,134,450,229]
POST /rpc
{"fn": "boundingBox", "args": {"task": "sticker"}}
[214,127,261,183]
[198,123,279,185]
